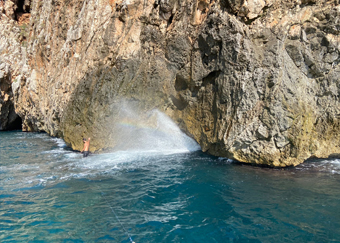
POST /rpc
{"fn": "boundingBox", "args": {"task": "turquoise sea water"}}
[1,131,340,242]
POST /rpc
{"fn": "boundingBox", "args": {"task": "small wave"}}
[51,138,67,148]
[1,127,199,189]
[296,158,340,174]
[218,157,235,163]
[41,148,70,154]
[65,153,82,159]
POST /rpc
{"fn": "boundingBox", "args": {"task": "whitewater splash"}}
[77,104,201,181]
[296,159,340,174]
[111,105,201,154]
[0,107,201,188]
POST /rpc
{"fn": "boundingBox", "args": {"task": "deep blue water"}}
[1,131,340,242]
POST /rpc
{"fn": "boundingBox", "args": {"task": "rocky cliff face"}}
[1,0,340,166]
[0,62,21,130]
[0,0,28,130]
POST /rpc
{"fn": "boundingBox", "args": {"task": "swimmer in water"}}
[81,137,90,157]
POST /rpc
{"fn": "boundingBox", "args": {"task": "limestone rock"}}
[0,64,21,130]
[1,0,340,166]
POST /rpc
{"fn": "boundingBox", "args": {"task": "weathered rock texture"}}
[0,62,21,130]
[0,0,27,130]
[1,0,340,166]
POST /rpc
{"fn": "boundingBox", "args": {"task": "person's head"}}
[83,138,87,143]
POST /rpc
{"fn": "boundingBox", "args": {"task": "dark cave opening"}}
[16,0,25,13]
[14,0,30,21]
[7,116,22,131]
[4,115,23,131]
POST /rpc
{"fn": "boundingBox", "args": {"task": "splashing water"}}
[2,131,340,242]
[112,105,200,153]
[2,103,340,242]
[0,107,201,189]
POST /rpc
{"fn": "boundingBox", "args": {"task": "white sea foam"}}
[41,148,69,154]
[52,137,67,148]
[2,107,202,188]
[296,158,340,174]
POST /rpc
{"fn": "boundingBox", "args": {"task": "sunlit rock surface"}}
[1,0,340,166]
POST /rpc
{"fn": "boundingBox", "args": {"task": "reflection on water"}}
[1,132,340,242]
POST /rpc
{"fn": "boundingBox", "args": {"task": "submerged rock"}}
[1,0,340,166]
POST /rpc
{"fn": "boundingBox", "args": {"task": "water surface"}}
[1,131,340,242]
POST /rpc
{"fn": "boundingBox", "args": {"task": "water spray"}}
[112,106,201,153]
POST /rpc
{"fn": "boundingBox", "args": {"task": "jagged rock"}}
[1,0,340,166]
[0,65,21,130]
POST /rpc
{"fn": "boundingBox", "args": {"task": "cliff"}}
[1,0,340,166]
